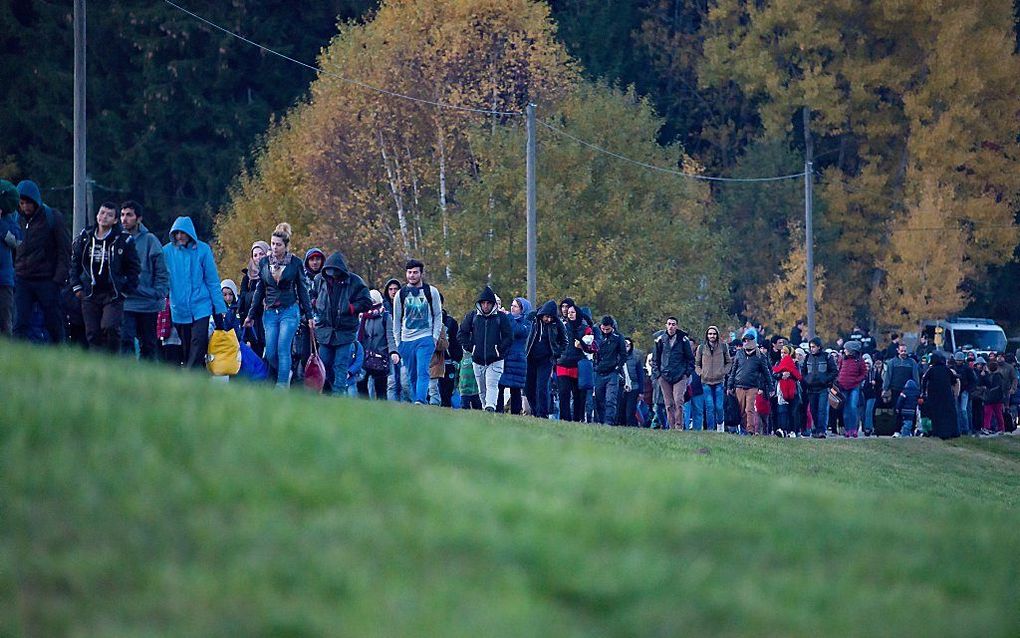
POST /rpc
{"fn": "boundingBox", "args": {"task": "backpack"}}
[398,283,436,324]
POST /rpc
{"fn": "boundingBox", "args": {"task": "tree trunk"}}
[379,129,410,257]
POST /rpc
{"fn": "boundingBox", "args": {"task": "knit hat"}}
[369,289,384,306]
[220,279,239,300]
[953,351,967,362]
[975,356,987,365]
[0,180,18,215]
[845,340,862,352]
[742,329,756,341]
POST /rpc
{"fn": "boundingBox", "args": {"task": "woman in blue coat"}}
[498,297,532,414]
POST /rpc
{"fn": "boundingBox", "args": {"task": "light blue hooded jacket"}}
[161,216,226,323]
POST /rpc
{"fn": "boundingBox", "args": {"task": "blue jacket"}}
[125,222,170,313]
[162,216,226,324]
[0,213,22,288]
[500,297,533,389]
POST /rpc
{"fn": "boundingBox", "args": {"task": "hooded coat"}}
[695,327,732,385]
[123,222,169,313]
[921,352,960,439]
[162,216,226,323]
[14,180,71,284]
[458,286,513,366]
[499,297,533,389]
[69,224,141,299]
[311,251,373,347]
[0,211,22,288]
[526,299,567,362]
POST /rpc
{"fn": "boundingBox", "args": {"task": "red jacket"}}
[836,355,868,392]
[773,354,802,401]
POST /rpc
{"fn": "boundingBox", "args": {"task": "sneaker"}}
[811,432,826,439]
[484,406,495,413]
[774,429,785,438]
[852,431,859,438]
[893,432,901,438]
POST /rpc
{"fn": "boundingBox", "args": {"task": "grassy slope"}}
[2,342,1019,637]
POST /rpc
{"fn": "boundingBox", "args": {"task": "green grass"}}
[2,341,1020,637]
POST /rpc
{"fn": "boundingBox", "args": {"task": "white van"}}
[918,318,1007,356]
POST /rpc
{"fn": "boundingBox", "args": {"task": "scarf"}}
[268,251,292,284]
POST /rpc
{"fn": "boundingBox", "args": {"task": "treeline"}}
[3,0,1020,334]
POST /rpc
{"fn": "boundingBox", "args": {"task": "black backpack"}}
[398,282,435,322]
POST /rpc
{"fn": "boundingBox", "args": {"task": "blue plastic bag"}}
[238,342,269,381]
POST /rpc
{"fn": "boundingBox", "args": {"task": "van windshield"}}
[953,329,1006,352]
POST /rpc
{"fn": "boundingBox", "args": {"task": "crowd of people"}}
[2,182,1018,440]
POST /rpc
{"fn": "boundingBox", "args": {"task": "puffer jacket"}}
[162,216,227,323]
[500,298,533,388]
[836,355,868,392]
[311,251,373,347]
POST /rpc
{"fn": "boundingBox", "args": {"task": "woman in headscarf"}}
[556,302,595,422]
[238,240,270,356]
[920,351,960,439]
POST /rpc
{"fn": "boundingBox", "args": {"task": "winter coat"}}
[357,307,397,356]
[123,223,169,313]
[895,379,921,419]
[954,363,978,394]
[981,366,1011,404]
[69,225,141,299]
[0,212,22,288]
[500,298,533,389]
[595,329,628,376]
[311,251,373,347]
[651,330,695,383]
[835,355,868,392]
[14,181,70,284]
[247,255,312,320]
[458,286,513,366]
[162,216,227,324]
[883,356,920,394]
[727,347,773,392]
[238,270,264,345]
[862,367,883,400]
[624,347,646,391]
[801,351,838,392]
[695,338,732,385]
[557,316,594,368]
[526,300,567,362]
[921,354,959,439]
[773,354,802,402]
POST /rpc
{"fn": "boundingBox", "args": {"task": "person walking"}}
[835,341,869,437]
[13,180,70,343]
[382,277,405,401]
[243,224,312,388]
[238,240,270,357]
[392,260,443,405]
[921,351,960,439]
[618,337,645,426]
[356,289,396,400]
[0,180,23,335]
[162,216,227,368]
[695,325,732,431]
[772,345,802,436]
[497,297,533,414]
[882,344,920,404]
[458,285,513,412]
[556,302,595,422]
[650,317,695,430]
[293,248,325,382]
[309,251,374,395]
[593,315,628,425]
[726,330,773,435]
[525,299,566,419]
[951,351,977,435]
[118,201,168,359]
[69,202,141,352]
[801,337,838,438]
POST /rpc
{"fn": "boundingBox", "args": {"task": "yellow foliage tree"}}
[872,179,971,331]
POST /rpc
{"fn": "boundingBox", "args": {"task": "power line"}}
[536,119,806,183]
[162,0,522,117]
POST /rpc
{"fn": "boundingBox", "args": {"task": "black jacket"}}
[801,351,838,391]
[69,226,140,299]
[442,311,464,363]
[557,316,594,367]
[311,252,373,346]
[248,255,312,320]
[526,299,567,361]
[15,206,71,284]
[651,329,695,383]
[595,330,628,375]
[727,348,774,392]
[458,286,513,366]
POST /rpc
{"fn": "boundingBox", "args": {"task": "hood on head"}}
[169,216,198,244]
[537,299,558,317]
[304,247,325,269]
[220,279,239,300]
[560,297,575,310]
[384,277,401,289]
[0,180,19,215]
[904,379,919,390]
[322,251,350,277]
[705,325,721,341]
[477,285,497,305]
[513,297,532,317]
[16,180,42,209]
[931,351,947,366]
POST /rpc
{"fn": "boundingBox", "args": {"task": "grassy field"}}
[2,341,1020,637]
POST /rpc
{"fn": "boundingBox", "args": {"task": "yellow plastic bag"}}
[206,329,242,376]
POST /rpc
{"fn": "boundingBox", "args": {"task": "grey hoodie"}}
[124,222,170,313]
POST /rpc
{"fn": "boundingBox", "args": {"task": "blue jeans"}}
[318,341,354,396]
[399,336,435,404]
[863,397,877,434]
[703,384,725,430]
[777,403,793,432]
[684,393,706,430]
[807,391,829,435]
[900,418,914,437]
[262,304,300,386]
[957,391,971,435]
[842,387,862,433]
